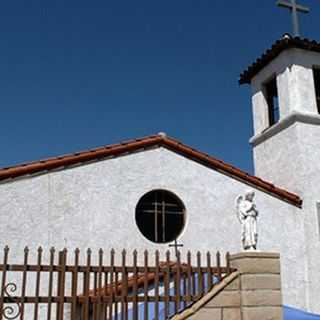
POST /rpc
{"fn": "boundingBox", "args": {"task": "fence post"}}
[0,246,9,320]
[56,249,67,320]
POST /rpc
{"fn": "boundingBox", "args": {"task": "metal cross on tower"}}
[277,0,310,37]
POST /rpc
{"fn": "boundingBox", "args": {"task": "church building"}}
[0,33,320,317]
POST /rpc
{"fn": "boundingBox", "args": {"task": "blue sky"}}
[0,1,319,173]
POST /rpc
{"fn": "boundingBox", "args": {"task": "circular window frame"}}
[135,189,186,244]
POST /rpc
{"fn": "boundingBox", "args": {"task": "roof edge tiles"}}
[239,34,320,85]
[0,133,302,207]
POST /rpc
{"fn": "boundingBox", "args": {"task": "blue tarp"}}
[126,305,320,320]
[284,306,320,320]
[126,273,214,320]
[128,305,320,320]
[124,273,320,320]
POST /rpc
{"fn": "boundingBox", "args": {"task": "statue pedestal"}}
[173,251,283,320]
[230,252,283,320]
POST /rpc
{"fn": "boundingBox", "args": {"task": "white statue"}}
[235,190,258,251]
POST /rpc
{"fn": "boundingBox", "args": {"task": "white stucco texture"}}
[249,46,320,314]
[0,147,305,311]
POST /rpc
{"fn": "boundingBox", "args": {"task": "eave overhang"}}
[239,35,320,85]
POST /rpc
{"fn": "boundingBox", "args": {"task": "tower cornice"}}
[250,111,320,146]
[239,35,320,85]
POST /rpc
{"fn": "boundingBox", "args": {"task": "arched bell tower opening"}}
[313,67,320,112]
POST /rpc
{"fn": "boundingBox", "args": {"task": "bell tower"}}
[240,32,320,313]
[239,1,320,313]
[240,34,320,195]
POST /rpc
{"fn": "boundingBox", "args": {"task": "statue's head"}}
[245,190,255,201]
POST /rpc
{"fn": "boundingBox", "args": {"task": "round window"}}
[135,190,186,243]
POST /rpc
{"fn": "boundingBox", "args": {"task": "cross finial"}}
[169,239,183,260]
[277,0,310,37]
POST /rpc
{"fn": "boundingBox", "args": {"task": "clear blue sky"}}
[1,1,319,173]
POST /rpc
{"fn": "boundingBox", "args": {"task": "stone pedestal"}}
[174,252,283,320]
[230,252,283,320]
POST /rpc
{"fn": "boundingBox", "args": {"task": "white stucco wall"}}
[253,119,320,314]
[0,147,306,311]
[290,123,320,313]
[253,122,302,194]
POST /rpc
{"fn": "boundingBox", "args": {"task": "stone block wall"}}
[200,277,241,320]
[230,252,283,320]
[174,252,283,320]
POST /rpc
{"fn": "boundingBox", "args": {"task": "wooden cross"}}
[169,239,183,260]
[277,0,310,37]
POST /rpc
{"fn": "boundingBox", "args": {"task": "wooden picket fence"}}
[0,247,235,320]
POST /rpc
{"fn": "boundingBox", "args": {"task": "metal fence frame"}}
[0,247,235,320]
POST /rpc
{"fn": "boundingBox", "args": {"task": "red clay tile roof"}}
[0,133,302,207]
[239,35,320,85]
